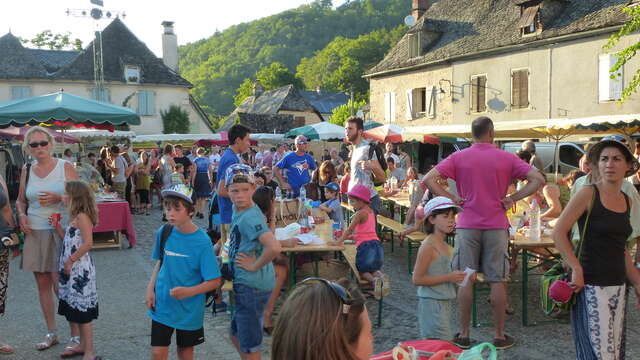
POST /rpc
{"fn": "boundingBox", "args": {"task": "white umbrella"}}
[285,121,345,141]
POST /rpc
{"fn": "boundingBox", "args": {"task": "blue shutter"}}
[146,91,155,115]
[137,91,147,115]
[11,86,32,100]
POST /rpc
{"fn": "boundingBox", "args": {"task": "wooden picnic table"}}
[379,192,412,223]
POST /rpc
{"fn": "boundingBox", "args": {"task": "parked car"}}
[417,139,470,173]
[502,141,584,174]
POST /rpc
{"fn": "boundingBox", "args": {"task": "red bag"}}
[370,340,462,360]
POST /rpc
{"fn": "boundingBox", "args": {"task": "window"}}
[137,90,155,115]
[294,116,305,127]
[511,69,529,109]
[125,65,141,84]
[599,54,623,102]
[90,87,111,103]
[559,145,582,168]
[384,92,396,123]
[517,4,540,36]
[11,86,32,100]
[407,32,421,58]
[470,75,487,113]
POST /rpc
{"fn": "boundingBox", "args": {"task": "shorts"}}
[151,320,205,348]
[355,240,383,273]
[230,283,271,354]
[452,229,509,282]
[21,229,61,273]
[418,297,454,340]
[136,189,149,204]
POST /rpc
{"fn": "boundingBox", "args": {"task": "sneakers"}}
[493,334,515,350]
[452,333,472,350]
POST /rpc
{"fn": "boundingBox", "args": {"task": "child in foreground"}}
[145,184,221,360]
[224,165,281,360]
[330,184,388,299]
[52,180,100,360]
[412,196,465,341]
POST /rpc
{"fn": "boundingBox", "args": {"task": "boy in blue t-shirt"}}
[319,182,343,227]
[145,184,221,360]
[224,164,281,359]
[274,135,317,197]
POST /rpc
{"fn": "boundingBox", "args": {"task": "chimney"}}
[253,80,264,97]
[412,0,428,20]
[161,21,179,72]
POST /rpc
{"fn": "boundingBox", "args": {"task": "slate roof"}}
[0,18,191,87]
[219,84,323,131]
[366,0,632,76]
[300,90,349,114]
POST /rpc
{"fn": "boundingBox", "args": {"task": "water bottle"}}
[300,187,306,201]
[529,199,540,241]
[298,205,310,234]
[275,186,282,201]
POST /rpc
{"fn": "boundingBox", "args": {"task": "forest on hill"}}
[178,0,410,119]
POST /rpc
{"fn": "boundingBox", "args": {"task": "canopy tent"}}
[132,133,222,143]
[364,124,440,144]
[251,133,286,143]
[65,129,136,141]
[285,122,345,141]
[0,91,141,128]
[0,126,79,144]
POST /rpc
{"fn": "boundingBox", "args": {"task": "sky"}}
[1,0,347,56]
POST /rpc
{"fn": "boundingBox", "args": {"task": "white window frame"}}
[11,86,32,100]
[510,67,530,110]
[470,74,488,114]
[384,92,396,123]
[125,65,141,84]
[599,54,623,102]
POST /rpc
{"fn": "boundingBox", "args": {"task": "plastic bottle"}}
[332,222,343,240]
[529,199,540,241]
[298,204,310,233]
[300,187,306,201]
[275,186,282,201]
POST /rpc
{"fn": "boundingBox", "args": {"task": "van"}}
[416,139,470,173]
[0,143,25,200]
[502,142,584,174]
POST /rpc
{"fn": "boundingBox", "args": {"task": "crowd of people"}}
[0,116,639,359]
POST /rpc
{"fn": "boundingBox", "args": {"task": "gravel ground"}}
[2,205,638,359]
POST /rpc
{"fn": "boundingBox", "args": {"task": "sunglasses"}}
[300,277,352,314]
[28,141,49,148]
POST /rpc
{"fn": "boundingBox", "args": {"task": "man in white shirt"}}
[384,142,400,168]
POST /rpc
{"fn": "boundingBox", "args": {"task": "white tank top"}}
[26,159,67,230]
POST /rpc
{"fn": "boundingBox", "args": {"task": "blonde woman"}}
[17,126,78,351]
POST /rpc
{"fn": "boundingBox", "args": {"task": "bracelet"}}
[18,213,26,217]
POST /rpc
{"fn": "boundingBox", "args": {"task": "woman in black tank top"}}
[552,140,640,359]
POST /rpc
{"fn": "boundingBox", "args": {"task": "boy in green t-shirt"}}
[224,164,281,359]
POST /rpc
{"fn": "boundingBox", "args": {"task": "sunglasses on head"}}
[28,141,49,148]
[301,277,352,314]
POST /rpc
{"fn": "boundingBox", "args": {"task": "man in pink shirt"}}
[425,116,543,350]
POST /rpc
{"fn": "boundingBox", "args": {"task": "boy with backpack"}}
[145,184,221,360]
[224,164,281,360]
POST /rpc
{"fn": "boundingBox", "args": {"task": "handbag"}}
[541,190,594,315]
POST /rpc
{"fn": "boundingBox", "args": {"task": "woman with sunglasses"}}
[272,277,373,360]
[308,160,338,202]
[17,126,78,353]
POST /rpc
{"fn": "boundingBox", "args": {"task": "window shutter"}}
[609,55,623,100]
[471,78,478,112]
[384,92,390,122]
[147,91,156,115]
[478,76,486,112]
[512,72,521,108]
[406,89,413,120]
[137,91,147,115]
[390,92,396,122]
[520,71,529,107]
[599,54,611,102]
[11,86,32,100]
[427,86,437,118]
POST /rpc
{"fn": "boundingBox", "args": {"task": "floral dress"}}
[57,225,98,323]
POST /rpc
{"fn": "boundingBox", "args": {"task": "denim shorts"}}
[230,283,271,354]
[355,240,383,273]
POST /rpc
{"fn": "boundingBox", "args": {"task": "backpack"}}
[367,142,388,187]
[158,224,216,307]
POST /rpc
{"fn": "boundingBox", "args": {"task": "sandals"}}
[0,344,14,355]
[36,332,59,351]
[60,336,83,358]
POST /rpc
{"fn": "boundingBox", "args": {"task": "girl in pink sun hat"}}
[330,184,389,299]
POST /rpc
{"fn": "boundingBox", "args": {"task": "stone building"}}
[365,0,640,128]
[0,18,213,134]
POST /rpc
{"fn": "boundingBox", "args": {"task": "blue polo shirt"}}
[216,148,240,224]
[148,226,220,331]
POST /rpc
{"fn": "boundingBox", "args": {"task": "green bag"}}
[457,343,497,360]
[540,191,594,316]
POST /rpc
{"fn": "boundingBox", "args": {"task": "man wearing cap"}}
[344,116,386,213]
[425,116,544,350]
[274,135,317,198]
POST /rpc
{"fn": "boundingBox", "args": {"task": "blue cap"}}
[602,135,626,143]
[324,182,339,193]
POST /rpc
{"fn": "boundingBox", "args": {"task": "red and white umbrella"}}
[363,124,440,144]
[0,126,79,144]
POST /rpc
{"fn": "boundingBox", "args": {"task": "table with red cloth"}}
[94,201,137,247]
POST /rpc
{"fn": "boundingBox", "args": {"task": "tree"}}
[161,105,190,134]
[605,6,640,102]
[329,99,366,126]
[23,30,83,50]
[233,62,305,106]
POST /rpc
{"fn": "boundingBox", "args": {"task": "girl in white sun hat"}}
[412,196,466,341]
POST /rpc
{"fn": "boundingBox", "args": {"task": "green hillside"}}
[178,0,410,116]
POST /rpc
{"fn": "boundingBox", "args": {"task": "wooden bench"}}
[340,243,385,327]
[376,214,426,273]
